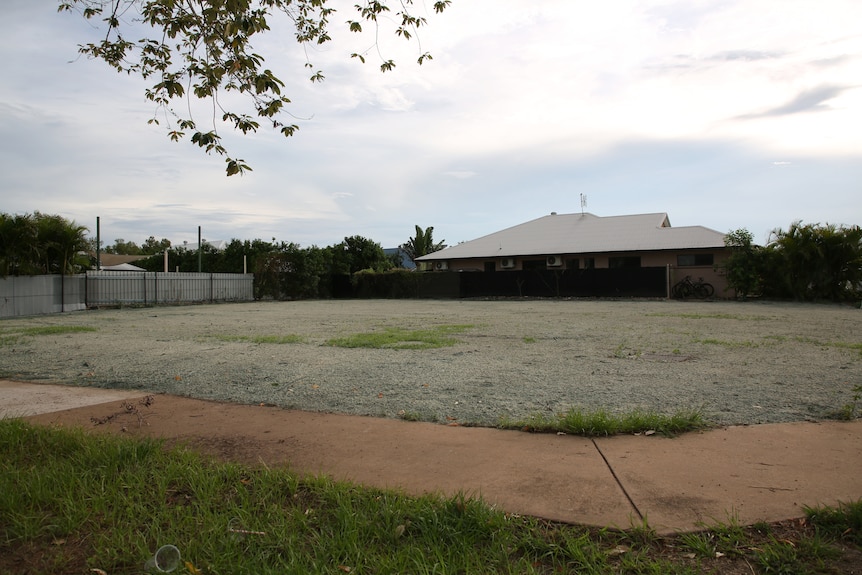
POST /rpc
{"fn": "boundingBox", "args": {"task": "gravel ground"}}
[1,299,860,426]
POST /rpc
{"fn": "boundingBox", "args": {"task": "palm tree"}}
[33,212,90,275]
[767,221,862,301]
[401,225,446,265]
[0,213,39,276]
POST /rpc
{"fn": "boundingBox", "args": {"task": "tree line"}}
[4,211,858,302]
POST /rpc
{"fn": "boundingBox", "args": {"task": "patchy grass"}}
[646,312,773,321]
[693,337,760,348]
[212,334,304,344]
[0,420,859,575]
[325,324,474,350]
[499,406,707,437]
[797,336,862,357]
[0,325,97,346]
[21,326,98,336]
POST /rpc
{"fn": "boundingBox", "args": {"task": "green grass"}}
[0,420,859,575]
[806,499,862,546]
[325,324,474,350]
[213,334,305,344]
[499,407,707,437]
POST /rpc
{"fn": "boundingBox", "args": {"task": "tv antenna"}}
[580,193,587,214]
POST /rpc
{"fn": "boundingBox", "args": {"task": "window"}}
[608,256,641,268]
[678,254,714,266]
[484,261,496,272]
[583,257,595,269]
[566,258,579,270]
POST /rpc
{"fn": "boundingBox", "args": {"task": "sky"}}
[1,1,860,250]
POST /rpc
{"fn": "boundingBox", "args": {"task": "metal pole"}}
[198,226,202,272]
[96,216,101,271]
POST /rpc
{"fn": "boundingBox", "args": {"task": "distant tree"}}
[721,229,763,299]
[141,236,172,255]
[401,225,446,264]
[255,243,328,299]
[60,0,452,175]
[104,238,143,255]
[330,235,392,274]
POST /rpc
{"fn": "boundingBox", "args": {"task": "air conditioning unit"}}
[500,258,515,269]
[547,255,563,267]
[434,261,448,271]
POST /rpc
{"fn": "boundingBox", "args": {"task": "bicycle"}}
[672,275,715,299]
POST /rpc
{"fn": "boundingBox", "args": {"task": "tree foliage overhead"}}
[58,0,452,175]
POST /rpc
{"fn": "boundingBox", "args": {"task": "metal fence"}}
[0,272,254,318]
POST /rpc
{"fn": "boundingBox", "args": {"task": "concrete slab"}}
[0,380,146,418]
[22,392,637,528]
[11,379,862,533]
[595,421,862,533]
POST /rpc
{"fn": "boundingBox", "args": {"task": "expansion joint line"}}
[591,438,644,522]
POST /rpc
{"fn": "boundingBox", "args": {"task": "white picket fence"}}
[0,272,254,318]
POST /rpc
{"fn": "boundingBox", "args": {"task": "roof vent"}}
[550,211,557,215]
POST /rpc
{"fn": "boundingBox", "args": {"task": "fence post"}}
[666,265,672,299]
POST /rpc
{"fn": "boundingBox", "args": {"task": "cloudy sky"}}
[2,1,860,250]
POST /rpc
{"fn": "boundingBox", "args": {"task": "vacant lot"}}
[1,299,859,426]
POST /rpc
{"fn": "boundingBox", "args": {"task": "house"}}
[101,262,147,271]
[91,253,149,270]
[416,212,730,297]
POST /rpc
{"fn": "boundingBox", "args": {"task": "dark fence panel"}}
[416,272,461,298]
[415,267,667,299]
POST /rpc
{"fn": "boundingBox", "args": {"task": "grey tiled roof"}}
[416,212,726,261]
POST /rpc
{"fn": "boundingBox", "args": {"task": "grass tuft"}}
[805,499,862,545]
[500,407,707,437]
